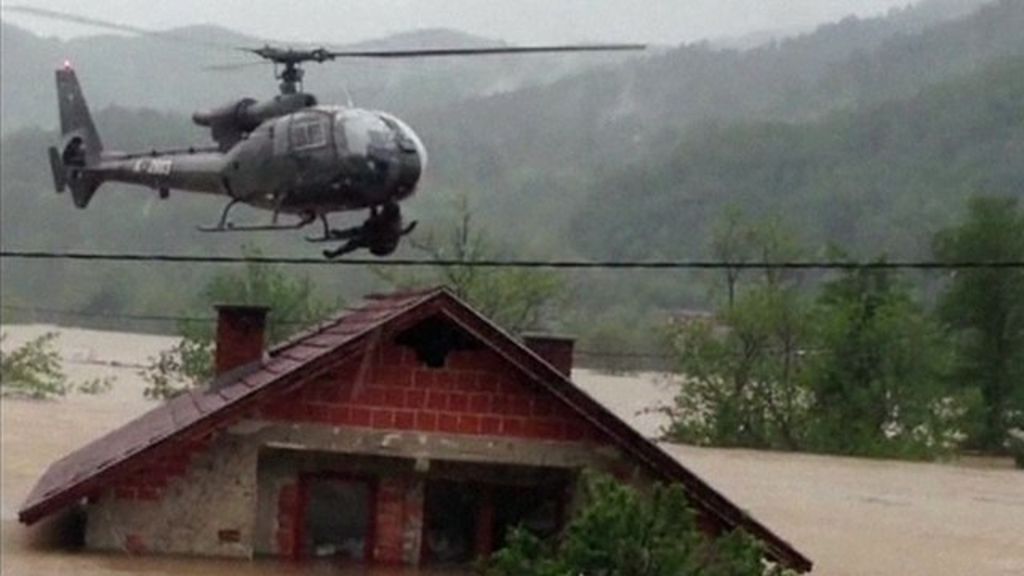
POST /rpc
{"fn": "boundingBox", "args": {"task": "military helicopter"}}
[6,6,643,258]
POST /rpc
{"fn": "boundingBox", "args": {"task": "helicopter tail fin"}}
[56,66,103,164]
[54,65,105,207]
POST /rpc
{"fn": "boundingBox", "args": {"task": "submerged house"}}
[19,288,811,571]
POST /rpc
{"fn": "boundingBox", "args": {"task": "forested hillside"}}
[2,0,1022,344]
[411,0,1024,243]
[572,56,1024,261]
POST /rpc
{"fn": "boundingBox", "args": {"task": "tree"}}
[377,195,565,334]
[804,264,958,458]
[140,246,330,400]
[934,197,1024,451]
[488,472,792,576]
[666,284,811,450]
[1,332,113,399]
[666,215,810,450]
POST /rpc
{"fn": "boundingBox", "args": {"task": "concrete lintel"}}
[241,421,623,470]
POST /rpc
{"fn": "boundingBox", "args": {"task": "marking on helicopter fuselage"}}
[132,158,173,176]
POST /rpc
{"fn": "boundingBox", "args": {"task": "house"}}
[19,287,812,571]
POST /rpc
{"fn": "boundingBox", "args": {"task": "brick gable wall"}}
[258,343,603,444]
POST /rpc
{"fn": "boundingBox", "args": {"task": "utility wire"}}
[2,250,1023,270]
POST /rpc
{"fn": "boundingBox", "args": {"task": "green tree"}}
[1,332,113,399]
[489,472,791,576]
[378,195,565,334]
[140,247,330,399]
[666,215,809,450]
[804,264,958,458]
[666,284,811,450]
[934,197,1024,451]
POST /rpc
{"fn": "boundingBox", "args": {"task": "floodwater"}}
[2,325,1023,575]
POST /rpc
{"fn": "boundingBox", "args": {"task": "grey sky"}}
[3,0,925,46]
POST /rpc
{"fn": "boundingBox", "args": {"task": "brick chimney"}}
[214,304,269,378]
[523,334,575,377]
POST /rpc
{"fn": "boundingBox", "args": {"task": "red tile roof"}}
[18,287,811,572]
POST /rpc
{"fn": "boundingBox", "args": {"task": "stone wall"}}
[84,433,259,557]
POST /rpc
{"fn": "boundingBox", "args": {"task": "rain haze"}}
[5,0,928,44]
[3,0,1024,575]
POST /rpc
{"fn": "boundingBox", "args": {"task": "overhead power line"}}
[2,250,1023,270]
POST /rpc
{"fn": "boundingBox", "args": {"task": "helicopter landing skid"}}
[197,200,315,233]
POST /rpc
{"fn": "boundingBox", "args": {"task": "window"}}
[290,117,328,151]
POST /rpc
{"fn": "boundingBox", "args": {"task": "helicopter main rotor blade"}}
[321,44,646,59]
[2,5,241,52]
[204,61,273,72]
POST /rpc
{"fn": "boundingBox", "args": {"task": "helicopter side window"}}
[290,117,329,151]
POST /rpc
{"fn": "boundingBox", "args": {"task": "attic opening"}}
[395,315,481,369]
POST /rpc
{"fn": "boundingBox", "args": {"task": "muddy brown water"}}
[2,326,1023,575]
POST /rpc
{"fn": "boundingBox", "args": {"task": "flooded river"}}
[2,325,1022,575]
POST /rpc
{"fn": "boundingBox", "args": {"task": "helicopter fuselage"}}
[87,105,426,217]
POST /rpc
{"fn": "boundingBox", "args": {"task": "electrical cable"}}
[2,250,1023,270]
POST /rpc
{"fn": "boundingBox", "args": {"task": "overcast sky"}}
[3,0,924,46]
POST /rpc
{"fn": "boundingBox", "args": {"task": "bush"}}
[488,472,793,576]
[1,332,113,399]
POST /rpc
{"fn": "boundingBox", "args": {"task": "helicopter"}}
[7,6,643,258]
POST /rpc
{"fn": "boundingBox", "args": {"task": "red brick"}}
[564,421,588,441]
[456,371,478,392]
[400,347,420,366]
[448,392,469,412]
[481,416,501,436]
[439,413,460,433]
[115,487,136,500]
[330,406,351,423]
[532,397,554,417]
[416,411,438,432]
[537,419,565,439]
[413,370,436,389]
[501,417,524,437]
[383,388,405,407]
[350,407,372,427]
[458,414,481,435]
[469,393,491,413]
[434,372,459,391]
[379,367,412,388]
[426,391,447,411]
[372,409,396,428]
[405,389,427,408]
[394,410,416,430]
[509,395,532,416]
[358,387,386,406]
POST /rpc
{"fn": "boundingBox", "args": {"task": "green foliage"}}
[934,196,1024,451]
[377,196,565,335]
[140,247,331,400]
[666,216,962,459]
[0,332,113,399]
[666,284,811,450]
[489,472,792,576]
[804,264,959,458]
